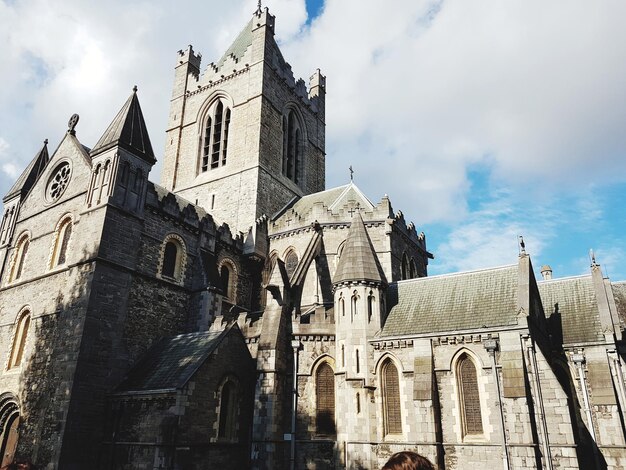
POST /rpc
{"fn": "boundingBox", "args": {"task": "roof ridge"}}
[398,263,517,283]
[538,274,592,284]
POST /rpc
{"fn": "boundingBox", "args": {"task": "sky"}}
[1,0,625,280]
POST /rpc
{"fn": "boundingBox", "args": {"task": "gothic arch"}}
[197,92,234,174]
[7,231,31,283]
[452,349,485,438]
[283,247,299,280]
[215,374,240,441]
[376,353,404,437]
[282,103,307,186]
[6,306,31,371]
[449,347,485,371]
[313,358,336,435]
[49,213,74,269]
[0,392,20,467]
[309,354,336,376]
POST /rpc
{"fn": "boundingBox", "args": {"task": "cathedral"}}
[0,6,626,470]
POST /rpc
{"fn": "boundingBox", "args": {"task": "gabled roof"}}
[3,140,49,202]
[333,212,385,285]
[116,327,235,393]
[539,275,604,345]
[381,265,519,337]
[275,182,375,221]
[90,88,155,163]
[215,18,254,71]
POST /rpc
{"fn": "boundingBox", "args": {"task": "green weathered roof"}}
[215,18,254,70]
[275,183,375,220]
[91,88,155,163]
[4,140,49,202]
[116,328,230,393]
[333,212,385,285]
[539,276,603,345]
[381,265,519,337]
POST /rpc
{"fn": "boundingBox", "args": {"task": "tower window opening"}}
[201,99,231,172]
[282,109,304,185]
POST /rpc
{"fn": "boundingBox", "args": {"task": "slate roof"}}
[381,265,519,337]
[116,328,230,393]
[333,212,385,285]
[215,18,254,70]
[538,275,603,345]
[612,282,626,330]
[91,88,155,163]
[4,140,49,202]
[275,183,375,220]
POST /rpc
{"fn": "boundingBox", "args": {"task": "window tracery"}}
[201,99,231,172]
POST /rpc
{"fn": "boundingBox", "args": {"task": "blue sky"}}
[1,0,625,281]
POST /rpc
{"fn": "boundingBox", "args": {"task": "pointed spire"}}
[3,139,50,202]
[90,86,155,163]
[333,212,386,285]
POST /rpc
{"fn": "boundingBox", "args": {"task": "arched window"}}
[0,394,20,467]
[457,354,483,436]
[9,235,29,283]
[316,363,335,435]
[356,349,360,374]
[8,311,30,370]
[218,379,239,440]
[410,259,417,279]
[367,291,375,322]
[282,108,304,184]
[351,291,359,322]
[382,359,402,435]
[285,250,298,280]
[51,217,73,268]
[356,392,361,414]
[159,235,186,283]
[401,253,408,280]
[341,344,345,367]
[162,242,178,278]
[0,207,13,246]
[220,260,236,300]
[201,99,231,172]
[338,293,345,318]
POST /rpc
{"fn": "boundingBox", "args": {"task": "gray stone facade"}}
[0,6,625,470]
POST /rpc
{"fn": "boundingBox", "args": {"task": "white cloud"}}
[0,0,625,277]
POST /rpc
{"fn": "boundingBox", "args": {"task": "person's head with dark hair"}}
[382,451,435,470]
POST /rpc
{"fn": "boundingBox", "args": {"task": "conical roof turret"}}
[3,139,49,202]
[333,212,386,285]
[91,87,155,163]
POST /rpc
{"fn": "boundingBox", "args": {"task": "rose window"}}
[46,163,71,202]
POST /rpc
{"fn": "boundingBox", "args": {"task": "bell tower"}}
[161,7,326,240]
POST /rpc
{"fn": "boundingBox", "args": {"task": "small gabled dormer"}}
[88,86,155,214]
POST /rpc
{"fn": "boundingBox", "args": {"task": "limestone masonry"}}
[0,6,625,470]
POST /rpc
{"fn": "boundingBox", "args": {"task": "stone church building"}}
[0,6,625,470]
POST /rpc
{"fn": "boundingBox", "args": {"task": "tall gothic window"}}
[316,363,335,435]
[218,379,239,440]
[282,109,303,184]
[285,250,298,280]
[401,253,409,280]
[9,235,29,283]
[367,291,375,322]
[338,293,345,318]
[457,354,483,436]
[51,217,73,268]
[201,99,231,172]
[382,359,402,436]
[8,312,30,369]
[410,259,417,278]
[351,291,359,322]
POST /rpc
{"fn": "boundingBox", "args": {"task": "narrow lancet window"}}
[8,312,30,369]
[382,360,402,435]
[218,379,239,440]
[282,109,304,185]
[316,363,336,435]
[458,354,483,436]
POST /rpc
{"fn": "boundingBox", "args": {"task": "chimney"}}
[540,265,553,280]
